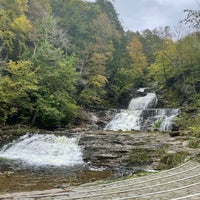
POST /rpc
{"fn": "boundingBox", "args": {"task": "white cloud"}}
[113,0,198,31]
[84,0,198,32]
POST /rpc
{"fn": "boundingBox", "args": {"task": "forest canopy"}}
[0,0,199,129]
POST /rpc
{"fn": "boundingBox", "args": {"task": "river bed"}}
[0,130,192,193]
[0,133,116,193]
[0,160,114,193]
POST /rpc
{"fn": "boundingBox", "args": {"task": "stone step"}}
[79,182,200,200]
[0,161,199,200]
[79,160,195,189]
[54,173,200,199]
[170,193,200,200]
[67,161,199,194]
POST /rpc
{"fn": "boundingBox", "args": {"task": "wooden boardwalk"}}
[0,161,200,200]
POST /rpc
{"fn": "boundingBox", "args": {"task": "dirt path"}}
[0,161,200,200]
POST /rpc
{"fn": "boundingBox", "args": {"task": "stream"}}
[104,90,180,132]
[0,133,114,193]
[0,89,181,193]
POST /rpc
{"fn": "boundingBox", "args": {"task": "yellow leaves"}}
[148,38,177,83]
[90,75,108,88]
[80,74,108,106]
[4,60,38,92]
[128,36,143,53]
[128,36,147,76]
[11,15,32,33]
[7,60,31,74]
[0,0,28,16]
[0,0,32,58]
[177,36,200,66]
[16,0,29,13]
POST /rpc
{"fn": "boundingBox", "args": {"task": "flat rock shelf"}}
[0,161,200,200]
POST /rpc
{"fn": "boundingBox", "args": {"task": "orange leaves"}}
[128,36,147,76]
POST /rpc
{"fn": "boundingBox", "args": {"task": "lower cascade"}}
[104,92,180,132]
[0,134,83,167]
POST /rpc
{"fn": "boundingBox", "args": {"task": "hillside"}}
[0,0,199,133]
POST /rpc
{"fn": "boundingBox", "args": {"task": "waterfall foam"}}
[128,93,157,110]
[0,134,84,167]
[104,110,143,131]
[104,92,179,132]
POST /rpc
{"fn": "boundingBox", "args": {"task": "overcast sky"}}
[86,0,199,32]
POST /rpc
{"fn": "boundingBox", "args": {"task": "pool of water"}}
[0,133,115,193]
[0,133,145,193]
[0,159,113,193]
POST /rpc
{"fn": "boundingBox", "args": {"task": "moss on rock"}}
[157,151,189,170]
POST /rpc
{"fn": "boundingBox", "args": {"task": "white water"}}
[104,92,180,132]
[128,93,157,110]
[104,110,143,131]
[159,110,180,132]
[0,134,84,167]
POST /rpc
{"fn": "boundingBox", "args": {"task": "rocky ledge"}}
[0,127,199,176]
[78,130,199,175]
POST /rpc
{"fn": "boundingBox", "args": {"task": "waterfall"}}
[0,134,84,167]
[128,93,157,110]
[104,92,180,132]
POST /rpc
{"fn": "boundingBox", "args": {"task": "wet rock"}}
[78,131,191,173]
[0,129,195,175]
[169,131,180,137]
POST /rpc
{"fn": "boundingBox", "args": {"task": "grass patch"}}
[157,151,189,170]
[188,138,200,148]
[127,148,166,166]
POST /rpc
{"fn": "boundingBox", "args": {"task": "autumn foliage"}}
[0,0,199,128]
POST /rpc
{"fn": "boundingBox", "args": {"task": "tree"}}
[34,15,70,52]
[30,41,78,128]
[175,35,200,97]
[0,60,38,125]
[148,32,200,105]
[51,0,99,52]
[28,15,78,127]
[27,0,52,21]
[0,0,32,60]
[148,38,177,87]
[79,13,118,106]
[96,0,124,33]
[141,29,163,65]
[181,8,200,30]
[128,36,148,77]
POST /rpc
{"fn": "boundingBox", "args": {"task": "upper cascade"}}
[128,93,157,110]
[104,89,180,132]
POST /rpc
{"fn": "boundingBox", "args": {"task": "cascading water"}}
[128,93,157,110]
[104,91,180,132]
[0,133,84,167]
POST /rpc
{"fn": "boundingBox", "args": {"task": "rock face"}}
[75,108,118,130]
[78,130,192,175]
[0,128,195,176]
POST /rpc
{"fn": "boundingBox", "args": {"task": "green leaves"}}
[36,91,78,128]
[1,0,199,130]
[30,40,78,127]
[0,11,78,127]
[0,60,38,124]
[148,39,177,84]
